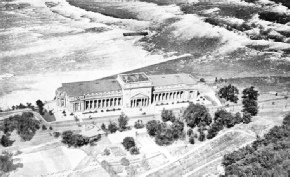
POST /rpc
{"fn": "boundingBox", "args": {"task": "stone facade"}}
[55,73,199,113]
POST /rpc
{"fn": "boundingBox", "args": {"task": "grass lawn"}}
[42,112,56,122]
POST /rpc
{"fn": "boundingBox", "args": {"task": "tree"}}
[36,100,44,115]
[161,109,175,122]
[129,146,140,155]
[61,131,89,147]
[155,128,174,146]
[0,135,14,147]
[120,157,130,166]
[108,121,118,133]
[200,78,205,82]
[122,137,136,151]
[187,128,193,137]
[42,125,47,130]
[183,103,212,128]
[242,112,252,124]
[214,109,235,128]
[189,136,195,144]
[242,86,259,116]
[146,120,161,136]
[118,113,129,131]
[101,123,107,131]
[171,120,184,139]
[0,151,23,174]
[198,131,206,142]
[234,112,243,124]
[207,122,223,139]
[218,84,239,103]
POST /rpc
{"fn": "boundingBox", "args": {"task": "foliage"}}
[122,137,136,151]
[187,128,193,137]
[3,112,40,141]
[101,123,107,131]
[49,126,53,130]
[120,157,130,166]
[155,127,174,146]
[0,151,23,174]
[61,130,89,147]
[259,11,290,24]
[218,84,239,103]
[171,120,184,139]
[189,136,195,144]
[222,115,290,176]
[36,100,44,115]
[100,160,117,176]
[234,112,243,124]
[42,125,47,130]
[0,135,14,147]
[200,78,205,82]
[214,109,235,128]
[141,155,150,170]
[183,103,212,128]
[129,146,140,155]
[146,120,161,136]
[134,120,145,129]
[118,113,129,131]
[207,121,223,139]
[242,86,259,116]
[53,132,60,138]
[198,131,206,142]
[161,109,176,122]
[11,102,35,111]
[103,148,111,156]
[242,112,252,124]
[108,121,118,133]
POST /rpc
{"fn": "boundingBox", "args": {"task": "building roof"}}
[148,74,197,87]
[119,73,150,83]
[57,79,122,96]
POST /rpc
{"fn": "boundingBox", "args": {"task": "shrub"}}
[200,78,205,82]
[101,123,107,131]
[129,146,140,155]
[146,120,161,136]
[53,132,60,138]
[108,121,118,133]
[242,112,252,124]
[120,157,130,166]
[122,137,136,151]
[103,148,111,156]
[0,135,14,147]
[161,109,176,122]
[198,131,206,142]
[49,126,53,130]
[134,120,145,129]
[42,125,47,130]
[187,128,193,137]
[61,130,89,147]
[189,136,195,144]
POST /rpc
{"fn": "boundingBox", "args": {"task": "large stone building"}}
[55,73,199,113]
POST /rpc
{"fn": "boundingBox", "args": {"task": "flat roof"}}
[57,79,122,96]
[119,73,150,83]
[148,74,197,87]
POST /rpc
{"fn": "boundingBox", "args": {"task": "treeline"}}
[222,114,290,176]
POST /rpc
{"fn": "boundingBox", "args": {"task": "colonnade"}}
[153,91,184,102]
[85,97,122,110]
[130,98,149,107]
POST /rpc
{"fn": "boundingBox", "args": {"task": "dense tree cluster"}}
[222,114,290,176]
[242,86,259,116]
[161,109,176,122]
[146,119,185,146]
[2,112,40,144]
[122,137,139,155]
[0,151,23,175]
[183,103,212,128]
[61,130,93,147]
[218,84,239,103]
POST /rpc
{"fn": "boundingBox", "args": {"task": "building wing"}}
[148,74,197,87]
[58,79,122,96]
